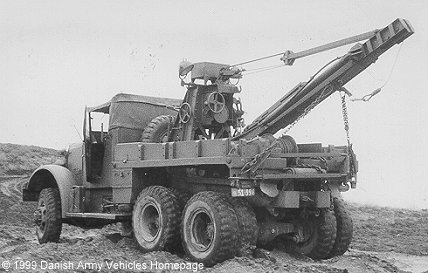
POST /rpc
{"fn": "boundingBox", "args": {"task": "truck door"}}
[83,106,93,181]
[83,107,106,182]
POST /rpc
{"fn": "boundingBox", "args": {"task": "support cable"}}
[352,43,403,102]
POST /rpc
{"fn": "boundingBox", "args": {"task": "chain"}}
[240,84,333,176]
[295,163,326,173]
[240,142,277,175]
[340,91,356,177]
[340,92,351,146]
[241,88,357,178]
[283,85,332,135]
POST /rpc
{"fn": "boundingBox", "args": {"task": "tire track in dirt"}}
[0,177,36,260]
[0,176,28,200]
[0,225,38,258]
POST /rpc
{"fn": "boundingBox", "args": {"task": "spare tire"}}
[141,115,175,143]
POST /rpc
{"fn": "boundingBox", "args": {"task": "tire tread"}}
[228,198,258,255]
[327,197,353,257]
[141,115,174,143]
[182,191,238,266]
[38,187,62,243]
[133,186,181,252]
[309,209,337,259]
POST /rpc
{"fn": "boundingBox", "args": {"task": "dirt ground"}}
[1,176,427,273]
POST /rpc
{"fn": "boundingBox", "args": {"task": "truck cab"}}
[24,93,181,227]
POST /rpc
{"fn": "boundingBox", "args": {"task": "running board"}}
[65,212,131,220]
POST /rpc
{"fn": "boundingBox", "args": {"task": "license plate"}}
[231,188,255,197]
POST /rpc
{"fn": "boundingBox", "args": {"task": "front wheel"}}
[35,188,62,243]
[182,192,238,266]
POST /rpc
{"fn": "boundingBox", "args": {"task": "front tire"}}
[132,186,181,252]
[35,188,62,243]
[182,191,238,266]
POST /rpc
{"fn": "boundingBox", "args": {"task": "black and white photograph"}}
[1,1,427,272]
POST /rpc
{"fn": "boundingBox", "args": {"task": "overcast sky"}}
[1,0,427,209]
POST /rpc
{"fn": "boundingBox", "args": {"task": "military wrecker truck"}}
[24,19,413,266]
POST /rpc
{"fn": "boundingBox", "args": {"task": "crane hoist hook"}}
[351,88,382,102]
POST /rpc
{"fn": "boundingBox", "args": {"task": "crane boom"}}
[238,18,414,140]
[281,30,379,65]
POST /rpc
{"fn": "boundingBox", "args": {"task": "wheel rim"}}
[35,200,47,234]
[140,202,161,242]
[189,208,215,252]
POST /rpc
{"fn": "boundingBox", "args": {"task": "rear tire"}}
[327,197,353,257]
[182,191,238,266]
[141,115,175,143]
[132,186,181,252]
[228,198,258,256]
[293,209,337,259]
[35,188,62,243]
[168,187,192,211]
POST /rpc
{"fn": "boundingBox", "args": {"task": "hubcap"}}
[140,203,160,242]
[190,209,214,252]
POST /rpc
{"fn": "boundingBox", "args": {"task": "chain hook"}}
[339,91,357,179]
[351,87,382,102]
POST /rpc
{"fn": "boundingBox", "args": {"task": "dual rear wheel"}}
[132,188,257,266]
[132,188,353,265]
[292,197,353,259]
[293,208,337,259]
[181,192,238,265]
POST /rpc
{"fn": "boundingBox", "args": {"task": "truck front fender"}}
[23,164,78,218]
